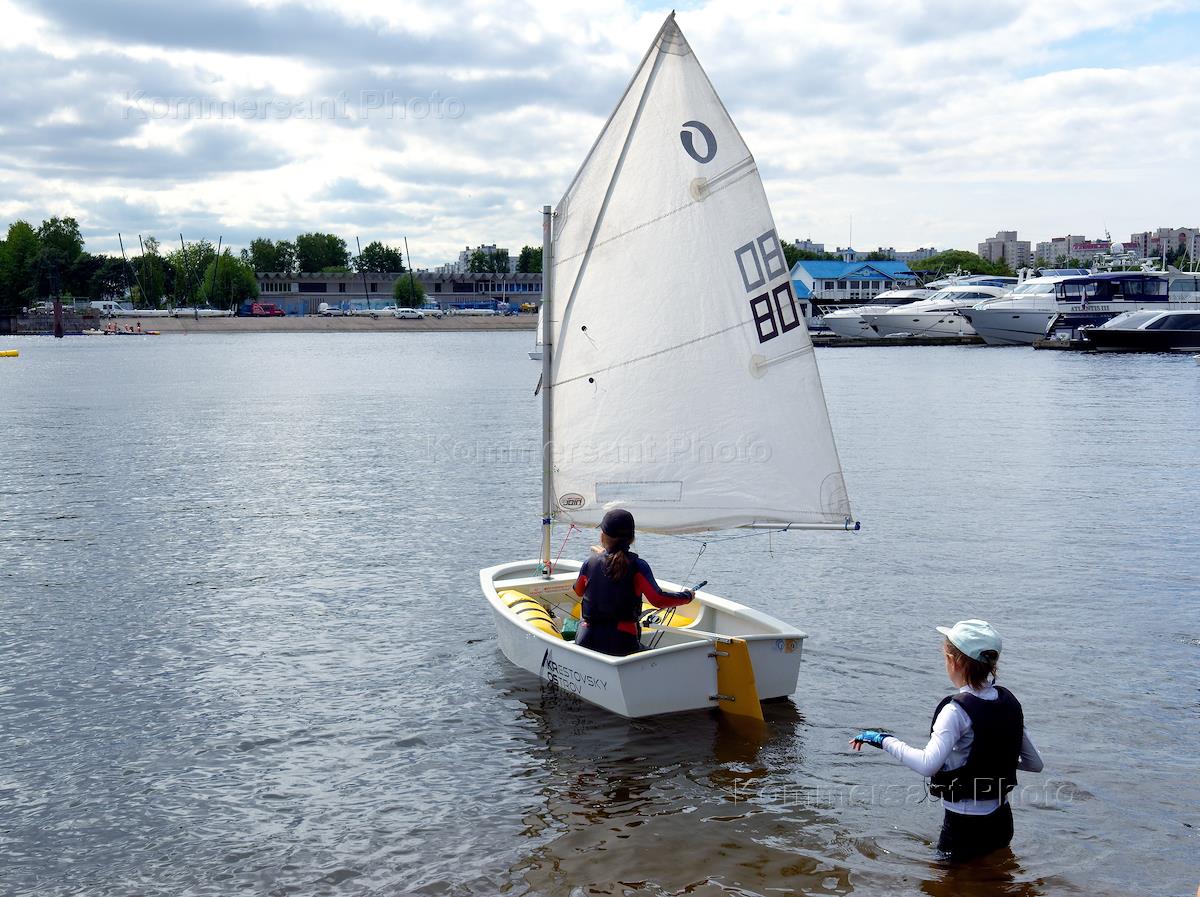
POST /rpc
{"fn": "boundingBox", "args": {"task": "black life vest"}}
[928,686,1023,803]
[580,551,641,626]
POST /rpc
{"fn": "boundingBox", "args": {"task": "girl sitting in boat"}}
[571,509,693,657]
[849,619,1043,862]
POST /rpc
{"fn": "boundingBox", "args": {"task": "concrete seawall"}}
[110,315,538,333]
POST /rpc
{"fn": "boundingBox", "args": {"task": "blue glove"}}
[851,729,893,749]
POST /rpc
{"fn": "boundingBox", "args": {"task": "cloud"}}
[0,0,1197,264]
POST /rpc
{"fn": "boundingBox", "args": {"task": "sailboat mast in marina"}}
[482,14,857,719]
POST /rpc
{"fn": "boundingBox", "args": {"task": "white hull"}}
[864,309,976,338]
[171,308,233,317]
[480,559,805,718]
[959,306,1056,345]
[823,307,892,339]
[112,308,171,318]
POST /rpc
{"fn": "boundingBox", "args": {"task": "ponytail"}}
[604,541,632,580]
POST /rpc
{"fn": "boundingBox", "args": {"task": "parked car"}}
[241,302,285,317]
[394,308,425,320]
[520,303,538,313]
[419,304,445,319]
[317,303,345,316]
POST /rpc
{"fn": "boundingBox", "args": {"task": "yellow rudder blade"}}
[714,637,763,721]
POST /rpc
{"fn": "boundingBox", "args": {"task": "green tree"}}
[36,217,83,263]
[489,248,510,274]
[794,248,839,261]
[516,245,542,273]
[467,249,490,273]
[167,239,217,306]
[910,250,1012,278]
[355,241,404,273]
[198,250,259,308]
[0,221,42,312]
[295,232,349,272]
[392,276,426,308]
[241,237,297,273]
[134,236,170,306]
[87,256,127,301]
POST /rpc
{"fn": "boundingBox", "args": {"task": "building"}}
[255,270,542,315]
[790,259,918,306]
[978,231,1031,268]
[894,247,939,263]
[1128,227,1199,261]
[793,238,825,254]
[445,243,518,274]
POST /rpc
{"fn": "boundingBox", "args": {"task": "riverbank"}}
[97,315,537,333]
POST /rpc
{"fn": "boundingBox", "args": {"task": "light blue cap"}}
[936,619,1001,661]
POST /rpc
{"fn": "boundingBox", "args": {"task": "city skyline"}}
[1,0,1197,268]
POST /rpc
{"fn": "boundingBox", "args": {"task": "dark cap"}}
[600,508,635,541]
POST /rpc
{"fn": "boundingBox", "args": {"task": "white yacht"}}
[822,288,934,339]
[862,283,1013,338]
[962,272,1200,345]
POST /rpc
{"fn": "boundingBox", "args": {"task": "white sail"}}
[547,14,852,534]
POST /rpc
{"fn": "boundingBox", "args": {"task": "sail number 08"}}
[734,229,802,344]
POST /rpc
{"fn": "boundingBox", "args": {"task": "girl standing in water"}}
[850,619,1044,861]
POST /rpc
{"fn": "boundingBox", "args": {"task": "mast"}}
[355,237,371,312]
[540,204,554,573]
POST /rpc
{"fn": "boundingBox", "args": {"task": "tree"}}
[87,256,127,301]
[24,217,85,301]
[167,239,217,306]
[782,241,802,269]
[355,241,404,273]
[197,250,259,308]
[241,237,297,274]
[0,221,41,312]
[467,249,490,273]
[516,245,542,273]
[909,250,1011,278]
[133,235,170,306]
[392,276,426,308]
[295,232,349,272]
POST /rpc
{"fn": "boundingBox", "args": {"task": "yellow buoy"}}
[0,349,19,358]
[499,590,558,637]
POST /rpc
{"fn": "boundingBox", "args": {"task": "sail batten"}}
[547,15,853,534]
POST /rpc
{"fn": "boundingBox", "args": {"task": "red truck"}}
[239,302,285,317]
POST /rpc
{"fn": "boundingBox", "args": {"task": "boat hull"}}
[865,310,976,338]
[824,309,887,339]
[959,307,1056,346]
[480,560,806,718]
[1083,328,1200,352]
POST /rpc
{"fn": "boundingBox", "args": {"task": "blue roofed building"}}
[790,259,918,306]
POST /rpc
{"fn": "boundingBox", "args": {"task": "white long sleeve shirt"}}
[881,683,1044,815]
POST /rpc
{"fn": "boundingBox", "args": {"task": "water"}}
[1,332,1196,897]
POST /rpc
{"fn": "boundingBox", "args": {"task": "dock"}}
[811,335,983,348]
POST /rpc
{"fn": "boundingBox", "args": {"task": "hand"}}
[679,589,695,600]
[849,730,893,750]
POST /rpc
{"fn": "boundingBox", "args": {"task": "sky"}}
[0,0,1197,267]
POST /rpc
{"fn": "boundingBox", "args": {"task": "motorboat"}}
[1081,308,1200,352]
[822,288,934,339]
[862,283,1013,338]
[480,14,858,720]
[962,272,1200,345]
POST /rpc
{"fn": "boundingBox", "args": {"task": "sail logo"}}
[735,230,802,343]
[558,493,586,510]
[680,120,717,163]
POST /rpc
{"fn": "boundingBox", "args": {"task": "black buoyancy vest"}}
[928,686,1024,802]
[581,551,641,626]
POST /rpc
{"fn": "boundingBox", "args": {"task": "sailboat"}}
[480,14,856,720]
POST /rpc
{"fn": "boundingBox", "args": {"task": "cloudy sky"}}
[1,0,1197,266]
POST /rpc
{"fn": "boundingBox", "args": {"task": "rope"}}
[550,523,578,574]
[685,541,707,579]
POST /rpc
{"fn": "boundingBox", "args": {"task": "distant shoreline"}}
[94,315,538,333]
